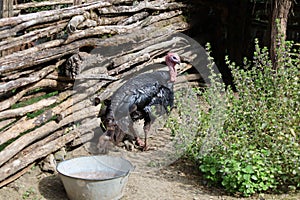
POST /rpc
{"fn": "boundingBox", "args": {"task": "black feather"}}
[111,70,174,133]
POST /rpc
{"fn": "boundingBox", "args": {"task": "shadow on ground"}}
[38,174,68,200]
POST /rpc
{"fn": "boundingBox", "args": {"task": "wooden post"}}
[0,0,13,18]
[270,0,293,69]
[0,0,13,56]
[73,0,82,6]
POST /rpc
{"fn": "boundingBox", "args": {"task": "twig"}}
[0,163,34,188]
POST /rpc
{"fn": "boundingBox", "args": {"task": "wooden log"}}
[99,0,184,14]
[0,39,65,67]
[0,63,58,94]
[0,118,15,131]
[58,99,90,121]
[0,78,70,112]
[0,117,100,185]
[0,96,57,120]
[75,74,117,81]
[79,60,111,76]
[63,22,139,44]
[19,91,47,102]
[98,16,127,25]
[70,117,100,146]
[117,12,149,25]
[140,10,183,27]
[27,19,69,31]
[45,73,74,81]
[13,0,73,11]
[71,131,94,147]
[1,68,36,81]
[0,21,67,52]
[0,104,100,167]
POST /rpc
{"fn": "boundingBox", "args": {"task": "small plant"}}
[23,0,70,13]
[166,86,203,156]
[11,91,58,109]
[170,40,300,196]
[22,187,36,200]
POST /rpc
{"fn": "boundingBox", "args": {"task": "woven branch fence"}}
[0,0,206,187]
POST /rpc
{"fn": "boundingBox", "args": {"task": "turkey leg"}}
[128,120,145,148]
[143,123,150,151]
[142,114,152,151]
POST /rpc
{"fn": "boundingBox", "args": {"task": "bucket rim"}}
[56,155,134,181]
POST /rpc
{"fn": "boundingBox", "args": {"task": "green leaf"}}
[242,165,254,174]
[243,174,251,181]
[251,175,258,181]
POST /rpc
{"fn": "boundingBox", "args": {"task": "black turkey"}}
[100,52,180,151]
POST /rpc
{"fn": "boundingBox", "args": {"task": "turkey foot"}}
[135,137,157,151]
[135,137,145,148]
[135,137,151,151]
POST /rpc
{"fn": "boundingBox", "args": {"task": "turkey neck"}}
[166,62,177,82]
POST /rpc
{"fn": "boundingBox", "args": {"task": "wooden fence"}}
[0,0,203,187]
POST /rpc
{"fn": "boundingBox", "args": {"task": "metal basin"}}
[56,155,134,200]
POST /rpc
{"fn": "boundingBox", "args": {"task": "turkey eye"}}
[172,56,178,61]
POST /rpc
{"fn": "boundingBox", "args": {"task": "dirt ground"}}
[0,131,299,200]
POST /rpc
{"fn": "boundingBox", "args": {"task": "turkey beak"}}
[175,60,180,69]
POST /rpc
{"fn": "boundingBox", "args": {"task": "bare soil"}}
[0,131,299,200]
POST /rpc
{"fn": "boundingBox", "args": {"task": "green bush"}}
[171,40,300,196]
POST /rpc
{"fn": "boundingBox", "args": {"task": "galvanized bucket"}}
[56,155,134,200]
